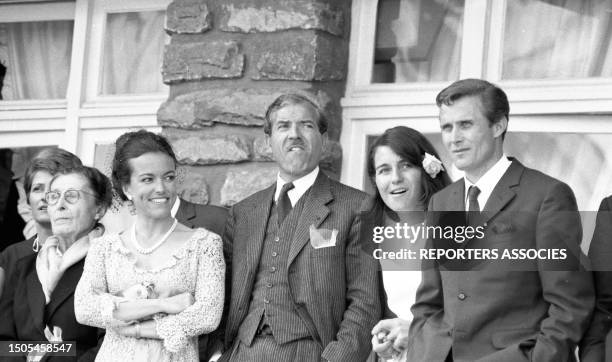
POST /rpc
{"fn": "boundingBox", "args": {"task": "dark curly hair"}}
[111,130,177,201]
[367,126,451,212]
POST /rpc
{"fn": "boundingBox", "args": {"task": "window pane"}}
[372,0,464,83]
[0,21,73,100]
[503,0,612,80]
[101,11,167,95]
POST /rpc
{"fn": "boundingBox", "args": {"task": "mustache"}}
[284,140,306,151]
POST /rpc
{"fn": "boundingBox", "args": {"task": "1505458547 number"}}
[0,341,76,356]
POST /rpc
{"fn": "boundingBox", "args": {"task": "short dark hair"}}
[436,78,510,139]
[112,130,177,201]
[24,148,82,202]
[50,165,113,210]
[367,126,451,211]
[264,93,328,135]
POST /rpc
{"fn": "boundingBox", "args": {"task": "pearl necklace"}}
[131,218,178,255]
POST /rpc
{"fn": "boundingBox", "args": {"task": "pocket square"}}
[491,222,514,234]
[310,225,338,249]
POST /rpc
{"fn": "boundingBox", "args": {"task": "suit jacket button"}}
[266,283,273,288]
[274,237,280,242]
[264,298,270,304]
[272,252,278,257]
[457,292,467,300]
[270,266,277,273]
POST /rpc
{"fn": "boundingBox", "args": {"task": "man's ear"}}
[492,116,508,138]
[265,134,271,149]
[321,132,329,149]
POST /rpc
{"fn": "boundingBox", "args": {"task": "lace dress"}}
[74,228,224,362]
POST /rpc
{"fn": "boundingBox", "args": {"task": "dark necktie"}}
[277,182,295,226]
[467,185,481,226]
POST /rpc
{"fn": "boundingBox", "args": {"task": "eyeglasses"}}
[44,189,97,206]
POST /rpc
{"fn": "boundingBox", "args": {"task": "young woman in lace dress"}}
[75,130,225,361]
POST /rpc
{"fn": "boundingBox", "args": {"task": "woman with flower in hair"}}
[367,126,451,361]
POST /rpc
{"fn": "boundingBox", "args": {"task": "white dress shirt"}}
[274,167,319,206]
[464,156,512,211]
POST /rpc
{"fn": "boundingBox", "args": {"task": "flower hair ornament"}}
[422,152,445,178]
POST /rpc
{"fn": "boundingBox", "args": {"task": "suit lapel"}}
[175,199,196,227]
[446,181,465,211]
[25,261,46,330]
[481,160,523,223]
[287,172,333,266]
[242,185,276,286]
[46,260,84,320]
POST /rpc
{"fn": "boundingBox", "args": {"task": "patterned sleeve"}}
[74,236,130,329]
[155,231,225,353]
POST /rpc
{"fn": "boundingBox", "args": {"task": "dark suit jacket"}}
[220,171,381,361]
[175,198,229,361]
[0,237,36,279]
[408,158,594,362]
[580,195,612,362]
[0,255,102,361]
[176,198,228,237]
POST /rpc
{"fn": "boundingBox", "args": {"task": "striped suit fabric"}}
[220,171,382,361]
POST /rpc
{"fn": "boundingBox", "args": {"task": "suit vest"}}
[237,190,311,345]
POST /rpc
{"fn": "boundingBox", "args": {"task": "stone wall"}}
[159,0,351,207]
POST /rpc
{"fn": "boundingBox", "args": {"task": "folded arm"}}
[154,233,225,353]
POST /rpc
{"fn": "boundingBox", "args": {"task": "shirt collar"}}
[274,167,319,206]
[464,155,512,210]
[171,197,180,217]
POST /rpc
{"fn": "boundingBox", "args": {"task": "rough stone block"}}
[219,1,344,36]
[171,135,251,165]
[255,33,346,81]
[177,169,209,204]
[162,41,244,83]
[220,165,277,206]
[158,88,333,129]
[165,1,212,34]
[252,137,273,161]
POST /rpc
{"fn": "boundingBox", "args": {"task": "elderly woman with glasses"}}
[0,165,112,361]
[0,148,82,299]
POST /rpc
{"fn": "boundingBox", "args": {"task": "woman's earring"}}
[126,194,132,201]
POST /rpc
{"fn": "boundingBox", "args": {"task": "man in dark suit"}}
[407,79,594,361]
[581,195,612,361]
[219,93,380,361]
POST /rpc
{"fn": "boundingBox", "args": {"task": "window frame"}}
[0,0,166,165]
[341,0,612,208]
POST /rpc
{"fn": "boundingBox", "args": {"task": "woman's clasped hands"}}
[371,318,411,361]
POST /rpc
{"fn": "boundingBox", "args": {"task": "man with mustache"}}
[218,93,380,361]
[407,79,594,361]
